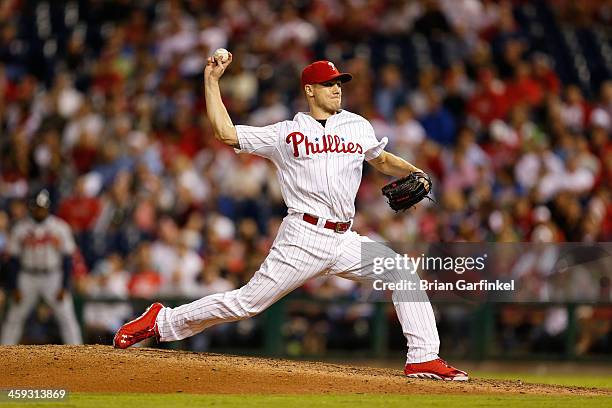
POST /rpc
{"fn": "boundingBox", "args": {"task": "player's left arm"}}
[6,225,23,296]
[60,222,77,291]
[367,150,423,178]
[61,255,73,290]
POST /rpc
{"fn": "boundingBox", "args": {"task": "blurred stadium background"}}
[0,0,610,362]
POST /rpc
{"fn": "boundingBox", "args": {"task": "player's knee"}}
[233,296,266,319]
[232,288,269,319]
[237,302,264,319]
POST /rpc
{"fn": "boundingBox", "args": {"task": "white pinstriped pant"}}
[156,213,440,363]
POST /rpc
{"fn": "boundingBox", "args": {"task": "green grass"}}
[2,393,611,408]
[473,372,612,389]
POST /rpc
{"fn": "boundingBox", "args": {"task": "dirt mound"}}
[0,345,608,395]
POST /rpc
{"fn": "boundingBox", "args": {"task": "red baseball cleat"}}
[113,302,164,349]
[404,358,469,381]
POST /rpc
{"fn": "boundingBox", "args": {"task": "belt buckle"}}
[334,222,347,234]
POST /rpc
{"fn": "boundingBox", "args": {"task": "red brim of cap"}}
[330,73,353,83]
[303,73,353,86]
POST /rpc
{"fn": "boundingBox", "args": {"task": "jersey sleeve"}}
[234,122,281,159]
[6,225,23,256]
[362,121,389,161]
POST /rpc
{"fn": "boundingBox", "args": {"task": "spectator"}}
[506,62,544,108]
[374,64,406,121]
[420,90,457,146]
[560,85,590,133]
[413,0,453,38]
[159,233,204,298]
[590,81,612,132]
[392,105,426,161]
[248,89,291,126]
[467,67,510,128]
[531,53,561,97]
[127,242,162,299]
[57,176,102,267]
[83,253,132,343]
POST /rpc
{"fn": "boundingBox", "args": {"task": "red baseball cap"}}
[301,61,352,87]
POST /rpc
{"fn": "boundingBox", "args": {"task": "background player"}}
[1,190,82,345]
[114,54,468,381]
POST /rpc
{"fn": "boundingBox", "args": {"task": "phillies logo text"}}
[286,132,363,157]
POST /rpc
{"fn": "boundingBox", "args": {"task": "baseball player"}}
[1,190,82,345]
[114,55,468,381]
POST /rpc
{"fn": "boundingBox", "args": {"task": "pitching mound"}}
[0,345,608,395]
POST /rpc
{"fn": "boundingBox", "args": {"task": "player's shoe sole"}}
[404,358,469,381]
[405,372,469,381]
[113,302,163,349]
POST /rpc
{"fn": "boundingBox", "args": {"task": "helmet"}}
[29,189,51,209]
[28,189,51,222]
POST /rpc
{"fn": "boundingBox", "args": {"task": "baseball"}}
[213,48,229,63]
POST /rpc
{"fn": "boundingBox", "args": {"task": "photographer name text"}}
[373,279,515,291]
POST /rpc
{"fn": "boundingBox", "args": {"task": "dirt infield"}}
[0,345,609,396]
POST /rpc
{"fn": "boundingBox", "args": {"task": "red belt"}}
[302,213,351,234]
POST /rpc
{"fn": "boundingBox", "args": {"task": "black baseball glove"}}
[381,171,433,212]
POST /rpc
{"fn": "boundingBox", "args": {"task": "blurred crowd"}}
[0,0,610,353]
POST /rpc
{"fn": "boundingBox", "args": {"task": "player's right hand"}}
[56,288,66,302]
[12,289,22,304]
[204,52,233,83]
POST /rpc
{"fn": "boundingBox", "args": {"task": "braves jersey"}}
[235,110,388,221]
[7,215,76,272]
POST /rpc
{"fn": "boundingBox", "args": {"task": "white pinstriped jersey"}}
[7,215,76,272]
[157,111,441,363]
[235,110,388,221]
